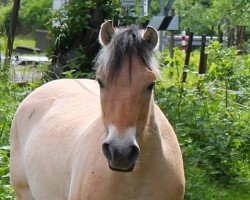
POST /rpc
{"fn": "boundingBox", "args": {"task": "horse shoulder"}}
[153,103,185,198]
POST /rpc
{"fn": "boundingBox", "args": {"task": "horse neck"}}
[139,102,166,169]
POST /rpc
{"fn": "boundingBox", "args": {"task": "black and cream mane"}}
[96,26,159,83]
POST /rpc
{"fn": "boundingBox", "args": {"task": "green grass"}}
[0,34,37,55]
[0,34,48,58]
[13,34,36,49]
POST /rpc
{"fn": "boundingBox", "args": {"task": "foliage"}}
[48,0,249,78]
[0,0,52,33]
[174,0,250,35]
[0,62,41,199]
[155,43,250,199]
[48,0,123,78]
[48,0,159,78]
[0,1,12,33]
[18,0,53,31]
[174,0,213,34]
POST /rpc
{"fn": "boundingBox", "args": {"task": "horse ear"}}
[99,20,115,46]
[142,26,158,49]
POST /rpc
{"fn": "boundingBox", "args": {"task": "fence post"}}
[169,9,175,77]
[182,32,193,82]
[236,25,240,47]
[236,25,245,54]
[211,25,214,39]
[240,26,246,53]
[227,27,233,47]
[5,0,21,60]
[219,31,223,44]
[218,25,222,43]
[181,30,186,53]
[232,27,235,46]
[199,34,207,74]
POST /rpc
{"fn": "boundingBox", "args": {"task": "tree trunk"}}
[6,0,21,60]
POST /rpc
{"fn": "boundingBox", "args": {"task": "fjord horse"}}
[10,21,185,200]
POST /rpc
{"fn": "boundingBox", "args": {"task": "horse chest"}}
[76,170,169,200]
[82,183,168,200]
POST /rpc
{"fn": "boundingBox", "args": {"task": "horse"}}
[10,21,185,200]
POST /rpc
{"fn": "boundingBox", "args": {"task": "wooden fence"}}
[166,25,248,82]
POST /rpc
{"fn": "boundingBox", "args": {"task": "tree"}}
[5,0,20,59]
[174,0,250,34]
[48,0,120,79]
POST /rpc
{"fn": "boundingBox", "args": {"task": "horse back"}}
[11,79,99,144]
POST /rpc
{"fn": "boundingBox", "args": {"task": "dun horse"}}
[10,21,185,200]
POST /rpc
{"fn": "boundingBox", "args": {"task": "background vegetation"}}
[0,0,249,199]
[0,0,52,33]
[156,43,249,199]
[174,0,250,34]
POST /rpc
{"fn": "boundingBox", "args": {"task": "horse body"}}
[10,79,101,199]
[10,21,185,200]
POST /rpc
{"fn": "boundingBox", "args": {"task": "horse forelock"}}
[95,26,159,83]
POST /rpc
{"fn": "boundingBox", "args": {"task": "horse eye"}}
[97,78,104,88]
[147,82,155,91]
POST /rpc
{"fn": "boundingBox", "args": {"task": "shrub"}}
[155,44,250,199]
[19,0,52,31]
[0,2,12,32]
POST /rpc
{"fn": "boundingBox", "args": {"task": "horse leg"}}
[15,187,34,200]
[10,151,34,200]
[10,125,34,200]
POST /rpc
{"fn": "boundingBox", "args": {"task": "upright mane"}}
[96,25,159,83]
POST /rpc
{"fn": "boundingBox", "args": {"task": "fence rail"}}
[164,35,223,46]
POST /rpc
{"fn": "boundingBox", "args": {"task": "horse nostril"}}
[102,142,112,161]
[128,145,140,162]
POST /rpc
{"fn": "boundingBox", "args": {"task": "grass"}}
[13,34,36,49]
[0,34,45,56]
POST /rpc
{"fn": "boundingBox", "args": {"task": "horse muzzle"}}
[102,126,140,173]
[102,141,140,172]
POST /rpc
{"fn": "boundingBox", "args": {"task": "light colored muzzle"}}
[102,125,140,172]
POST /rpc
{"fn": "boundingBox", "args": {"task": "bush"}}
[0,2,12,32]
[48,0,121,78]
[19,0,52,31]
[155,43,250,199]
